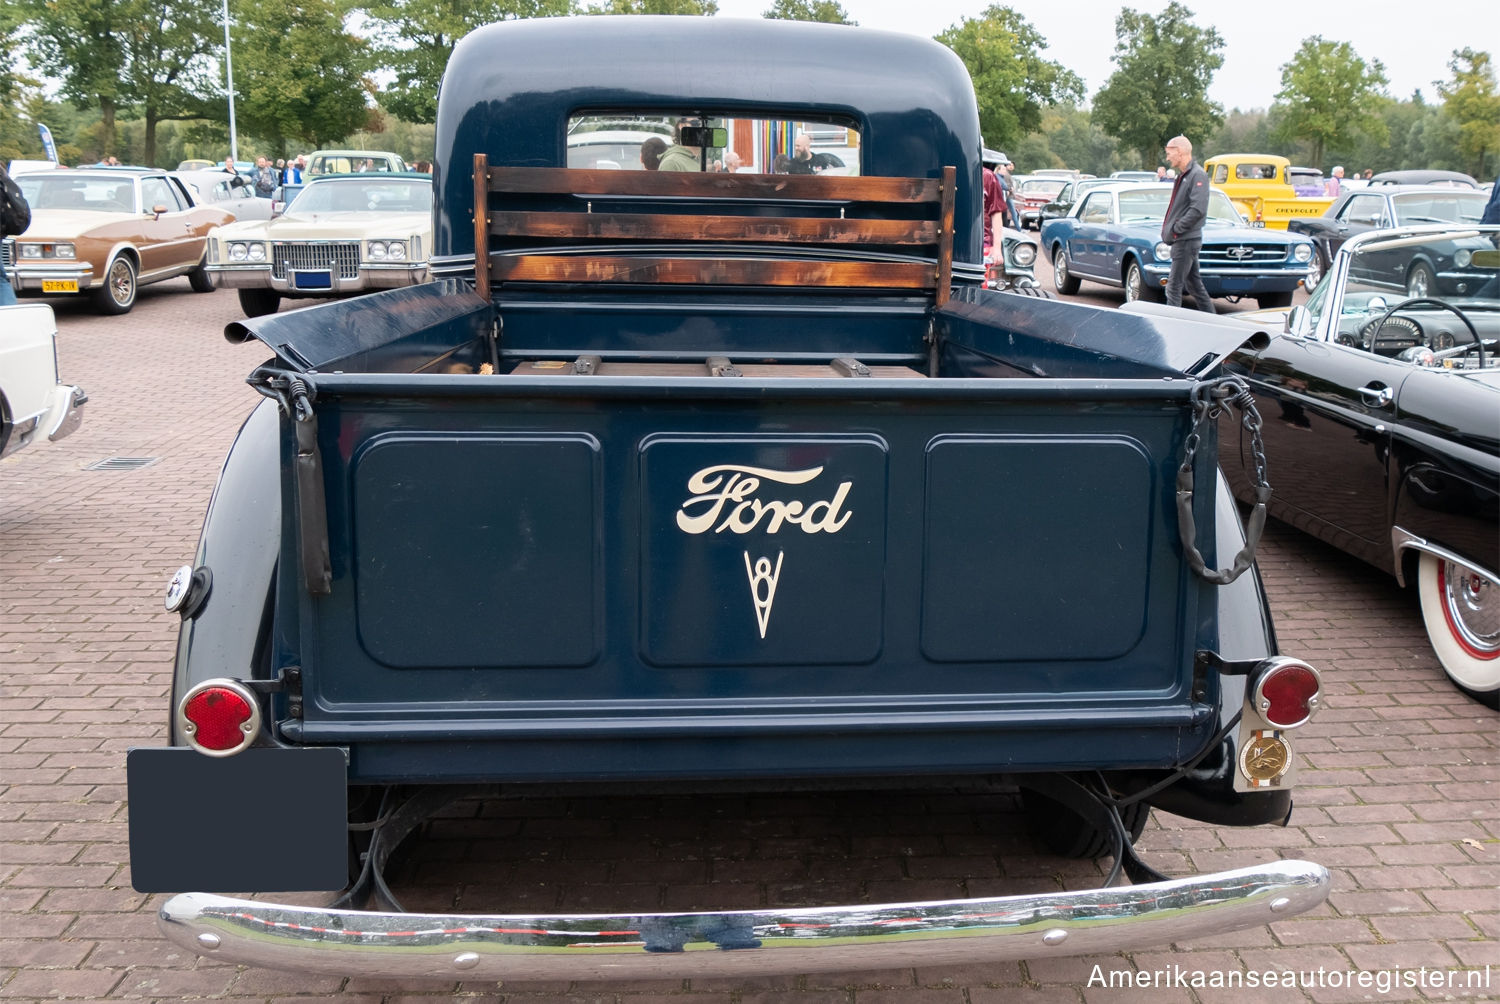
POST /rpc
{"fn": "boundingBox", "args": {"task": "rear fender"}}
[168,399,281,744]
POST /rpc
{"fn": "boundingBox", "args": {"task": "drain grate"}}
[85,456,160,471]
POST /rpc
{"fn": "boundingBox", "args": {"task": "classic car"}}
[205,172,432,317]
[983,223,1039,290]
[1366,170,1479,189]
[567,125,676,170]
[1040,182,1315,307]
[176,159,217,171]
[304,149,407,176]
[1220,224,1499,705]
[1110,170,1159,182]
[1203,154,1333,229]
[1288,167,1326,197]
[171,169,274,222]
[0,302,85,460]
[1037,176,1133,226]
[1014,177,1067,228]
[3,168,232,314]
[1289,185,1490,287]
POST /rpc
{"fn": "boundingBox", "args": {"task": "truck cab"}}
[1205,153,1334,228]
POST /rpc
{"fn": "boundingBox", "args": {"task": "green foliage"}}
[1270,36,1388,169]
[934,5,1082,151]
[230,0,372,153]
[1436,48,1500,178]
[762,0,854,24]
[18,0,131,153]
[1091,1,1225,167]
[588,0,718,13]
[360,0,576,124]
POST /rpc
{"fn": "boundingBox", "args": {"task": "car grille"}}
[1202,244,1286,268]
[272,241,361,280]
[1,238,13,269]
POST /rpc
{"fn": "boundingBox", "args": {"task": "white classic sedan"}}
[0,303,86,460]
[205,173,432,317]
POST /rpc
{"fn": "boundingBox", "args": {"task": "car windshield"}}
[1305,229,1500,340]
[1116,188,1243,224]
[568,112,862,175]
[1020,179,1066,195]
[1391,192,1487,225]
[16,174,136,213]
[287,179,431,214]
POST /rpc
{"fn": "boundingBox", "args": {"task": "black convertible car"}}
[1289,186,1489,288]
[1220,224,1499,706]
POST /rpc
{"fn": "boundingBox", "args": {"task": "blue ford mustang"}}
[1041,182,1316,308]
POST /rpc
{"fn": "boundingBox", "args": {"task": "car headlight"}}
[1455,249,1472,268]
[1154,242,1171,262]
[1011,242,1036,267]
[386,241,406,261]
[247,243,266,262]
[228,242,248,262]
[20,243,43,259]
[1292,244,1312,263]
[53,243,76,259]
[368,241,387,260]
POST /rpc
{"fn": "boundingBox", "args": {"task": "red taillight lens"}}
[1253,659,1322,728]
[180,682,259,754]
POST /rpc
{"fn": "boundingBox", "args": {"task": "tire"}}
[1257,291,1294,309]
[1011,284,1054,299]
[1416,553,1500,708]
[188,258,215,293]
[238,288,281,317]
[1125,261,1160,303]
[1052,248,1080,295]
[1021,786,1150,859]
[1407,262,1436,298]
[92,255,137,315]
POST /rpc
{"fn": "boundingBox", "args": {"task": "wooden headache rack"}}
[471,154,955,306]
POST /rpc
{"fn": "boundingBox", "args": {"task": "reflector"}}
[184,688,253,751]
[1257,662,1320,728]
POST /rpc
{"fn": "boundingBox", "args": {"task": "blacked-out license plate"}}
[127,746,347,893]
[292,270,332,289]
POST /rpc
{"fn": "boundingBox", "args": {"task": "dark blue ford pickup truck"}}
[127,16,1329,980]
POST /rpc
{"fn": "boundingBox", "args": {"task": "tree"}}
[360,0,575,124]
[19,0,132,156]
[229,0,371,154]
[1270,36,1388,169]
[1091,1,1224,168]
[934,6,1082,151]
[1436,48,1500,179]
[763,0,853,24]
[588,0,718,13]
[119,0,224,166]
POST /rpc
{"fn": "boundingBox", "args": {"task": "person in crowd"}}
[411,160,431,174]
[1325,165,1344,197]
[251,156,278,198]
[274,158,287,184]
[358,158,375,172]
[1156,165,1168,181]
[657,122,702,172]
[283,156,304,185]
[786,132,817,174]
[640,136,667,171]
[221,156,238,176]
[980,150,1007,254]
[0,163,30,306]
[1362,168,1373,181]
[1482,174,1500,225]
[772,154,791,174]
[996,156,1021,229]
[721,150,743,173]
[1161,135,1214,314]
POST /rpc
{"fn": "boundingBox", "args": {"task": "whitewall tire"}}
[1417,553,1500,706]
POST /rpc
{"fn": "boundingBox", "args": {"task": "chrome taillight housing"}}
[177,679,261,756]
[1250,657,1322,729]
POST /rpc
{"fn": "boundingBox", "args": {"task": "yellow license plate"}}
[41,279,79,293]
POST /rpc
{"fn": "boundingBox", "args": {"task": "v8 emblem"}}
[743,551,784,639]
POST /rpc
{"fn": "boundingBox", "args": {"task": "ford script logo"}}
[1227,246,1255,260]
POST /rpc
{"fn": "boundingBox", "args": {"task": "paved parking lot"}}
[2,281,1495,1002]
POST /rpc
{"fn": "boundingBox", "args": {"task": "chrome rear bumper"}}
[158,859,1328,979]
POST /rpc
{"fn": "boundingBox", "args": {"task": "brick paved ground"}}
[1,283,1494,1002]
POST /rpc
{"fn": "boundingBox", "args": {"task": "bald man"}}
[1161,135,1214,313]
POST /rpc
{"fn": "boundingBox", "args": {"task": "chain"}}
[1177,376,1271,585]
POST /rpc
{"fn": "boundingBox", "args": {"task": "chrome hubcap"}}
[110,262,133,304]
[1441,562,1500,657]
[1055,255,1067,287]
[1408,268,1430,298]
[1126,268,1139,300]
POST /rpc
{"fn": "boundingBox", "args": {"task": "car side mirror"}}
[151,204,169,218]
[1285,304,1311,337]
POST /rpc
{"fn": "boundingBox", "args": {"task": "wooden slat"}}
[492,255,935,289]
[490,211,937,246]
[473,153,490,302]
[487,166,942,204]
[935,165,955,307]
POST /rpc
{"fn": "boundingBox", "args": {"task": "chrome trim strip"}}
[157,860,1328,979]
[1391,527,1499,588]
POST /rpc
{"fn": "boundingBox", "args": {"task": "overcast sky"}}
[712,0,1483,113]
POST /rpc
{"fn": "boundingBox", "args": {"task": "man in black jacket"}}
[1161,135,1214,313]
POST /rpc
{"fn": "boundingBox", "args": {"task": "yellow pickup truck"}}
[1203,153,1333,229]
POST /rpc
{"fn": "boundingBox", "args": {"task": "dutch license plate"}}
[1250,221,1266,228]
[41,279,78,293]
[127,746,347,892]
[293,270,332,290]
[1220,277,1254,291]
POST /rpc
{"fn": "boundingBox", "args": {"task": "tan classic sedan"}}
[3,168,232,314]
